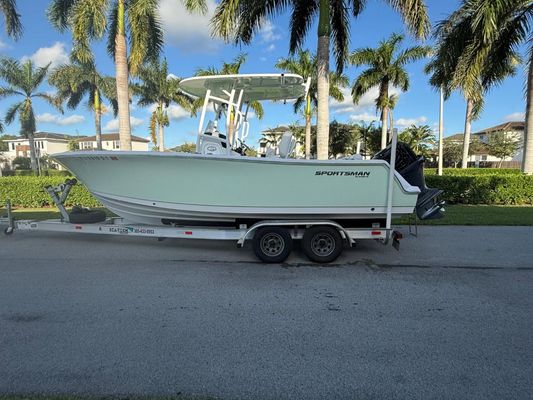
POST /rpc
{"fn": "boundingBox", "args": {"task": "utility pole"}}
[438,86,444,176]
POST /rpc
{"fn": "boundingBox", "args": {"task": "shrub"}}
[0,176,99,208]
[427,175,533,205]
[1,169,72,177]
[425,168,521,176]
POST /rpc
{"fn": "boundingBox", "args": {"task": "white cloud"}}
[331,86,402,115]
[396,116,428,129]
[167,105,190,120]
[148,104,190,121]
[104,116,144,131]
[265,43,276,53]
[22,42,69,68]
[37,112,85,126]
[259,20,282,42]
[504,112,525,122]
[349,112,380,123]
[0,40,7,50]
[36,113,57,123]
[158,0,220,53]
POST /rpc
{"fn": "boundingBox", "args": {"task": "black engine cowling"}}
[373,142,445,220]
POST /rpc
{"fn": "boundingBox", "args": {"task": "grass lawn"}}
[1,205,533,226]
[393,204,533,226]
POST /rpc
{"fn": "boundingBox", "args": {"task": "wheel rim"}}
[260,233,285,257]
[311,233,336,257]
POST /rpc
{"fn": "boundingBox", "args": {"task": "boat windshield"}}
[179,74,309,156]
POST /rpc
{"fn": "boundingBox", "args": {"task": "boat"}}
[53,73,444,227]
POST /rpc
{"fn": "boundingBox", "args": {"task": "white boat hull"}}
[54,151,421,226]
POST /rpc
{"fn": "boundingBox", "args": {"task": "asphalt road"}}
[0,226,532,399]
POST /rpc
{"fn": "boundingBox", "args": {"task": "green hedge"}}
[1,173,532,208]
[427,175,533,205]
[425,168,521,176]
[1,170,73,177]
[0,176,99,208]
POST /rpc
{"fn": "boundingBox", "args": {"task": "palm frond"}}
[4,100,23,124]
[330,0,350,72]
[288,0,317,54]
[384,0,430,39]
[107,0,119,59]
[351,69,382,103]
[127,0,164,75]
[249,100,264,119]
[1,0,23,39]
[47,0,77,31]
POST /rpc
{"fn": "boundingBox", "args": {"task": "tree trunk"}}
[388,108,394,143]
[381,107,389,150]
[461,99,474,169]
[115,0,132,151]
[523,56,533,174]
[316,0,330,160]
[438,86,444,176]
[305,94,311,159]
[94,90,102,150]
[159,122,165,152]
[27,132,38,174]
[305,113,312,159]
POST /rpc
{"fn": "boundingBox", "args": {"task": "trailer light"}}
[371,230,381,236]
[75,225,82,230]
[184,231,193,235]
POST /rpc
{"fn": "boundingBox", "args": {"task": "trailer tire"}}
[302,226,343,263]
[69,207,107,224]
[252,227,293,263]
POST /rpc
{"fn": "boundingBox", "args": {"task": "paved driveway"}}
[0,226,532,399]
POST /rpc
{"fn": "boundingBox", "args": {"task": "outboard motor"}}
[373,142,445,220]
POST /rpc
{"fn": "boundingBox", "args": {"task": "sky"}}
[0,0,526,149]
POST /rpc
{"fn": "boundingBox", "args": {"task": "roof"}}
[5,131,75,142]
[475,121,524,134]
[179,73,306,101]
[76,133,150,143]
[262,126,291,135]
[445,133,464,141]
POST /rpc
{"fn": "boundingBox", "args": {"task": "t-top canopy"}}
[179,73,306,102]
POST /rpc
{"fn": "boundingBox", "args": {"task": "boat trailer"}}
[1,179,404,264]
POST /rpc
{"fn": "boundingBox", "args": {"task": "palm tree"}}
[440,0,531,173]
[211,0,429,160]
[350,33,431,150]
[398,124,436,157]
[0,58,62,173]
[425,4,519,169]
[1,0,22,39]
[276,49,348,159]
[47,0,206,152]
[132,59,194,152]
[195,54,264,146]
[49,59,117,150]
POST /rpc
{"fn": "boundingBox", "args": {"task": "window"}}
[80,142,93,150]
[481,155,487,161]
[113,141,120,150]
[11,143,15,150]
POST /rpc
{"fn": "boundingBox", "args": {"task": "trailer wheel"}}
[302,226,343,263]
[252,227,293,263]
[4,226,14,235]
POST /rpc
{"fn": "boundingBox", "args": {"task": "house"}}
[76,133,150,151]
[258,126,303,157]
[2,132,73,169]
[445,121,524,167]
